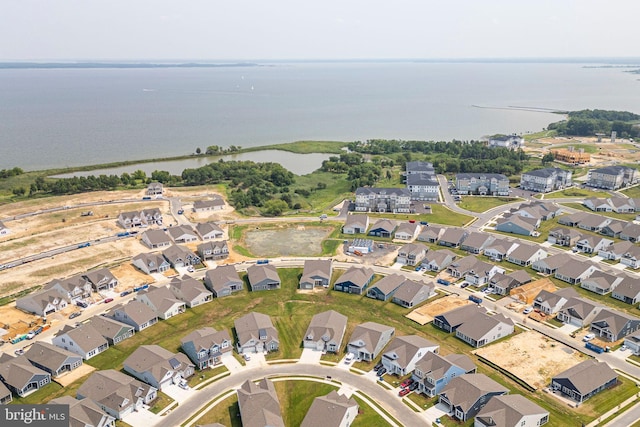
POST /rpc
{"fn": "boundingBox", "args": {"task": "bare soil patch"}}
[54,364,96,387]
[406,294,470,325]
[243,226,333,257]
[474,330,587,389]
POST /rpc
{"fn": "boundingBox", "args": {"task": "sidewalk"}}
[587,392,640,427]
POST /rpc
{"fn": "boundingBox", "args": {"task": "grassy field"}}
[275,381,337,426]
[561,202,637,221]
[242,140,347,154]
[149,391,174,414]
[621,185,640,199]
[554,143,600,154]
[545,187,607,199]
[366,204,475,227]
[190,393,242,427]
[458,196,521,213]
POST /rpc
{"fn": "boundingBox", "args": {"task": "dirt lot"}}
[243,225,334,257]
[524,135,640,167]
[55,363,96,387]
[474,330,588,389]
[405,294,471,325]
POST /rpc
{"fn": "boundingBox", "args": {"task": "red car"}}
[104,298,114,304]
[398,388,410,397]
[400,378,414,388]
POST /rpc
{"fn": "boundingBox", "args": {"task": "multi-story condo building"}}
[587,166,639,190]
[487,134,524,149]
[551,148,590,165]
[355,187,411,213]
[405,161,440,201]
[520,168,572,193]
[455,173,509,196]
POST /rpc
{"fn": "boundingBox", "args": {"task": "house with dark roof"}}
[413,352,476,397]
[169,275,213,307]
[301,390,359,427]
[132,252,171,275]
[600,219,627,238]
[50,396,116,427]
[196,221,225,240]
[556,297,603,327]
[235,312,279,354]
[475,394,549,427]
[554,262,598,285]
[551,360,617,403]
[83,268,118,292]
[135,285,186,319]
[123,345,195,390]
[392,280,435,308]
[557,211,590,227]
[433,305,486,333]
[520,167,572,193]
[455,313,515,348]
[611,276,640,304]
[532,287,578,315]
[394,221,421,240]
[576,213,612,233]
[587,165,638,190]
[181,327,232,369]
[52,323,109,360]
[237,378,284,427]
[460,232,495,254]
[299,259,332,289]
[141,229,172,249]
[107,300,158,331]
[547,227,582,247]
[87,315,135,345]
[381,335,439,376]
[334,266,374,294]
[406,161,439,201]
[197,240,229,260]
[422,249,456,272]
[0,355,51,398]
[396,242,428,266]
[489,270,532,296]
[590,308,640,342]
[439,374,509,421]
[346,322,395,362]
[342,214,369,234]
[204,265,243,297]
[366,274,405,301]
[483,238,519,261]
[506,244,547,267]
[438,228,468,248]
[247,264,281,291]
[303,310,348,353]
[580,270,623,295]
[368,219,397,238]
[24,341,83,377]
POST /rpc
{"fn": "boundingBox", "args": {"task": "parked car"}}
[104,298,114,304]
[460,282,470,289]
[344,352,355,364]
[25,332,35,340]
[409,382,419,391]
[14,348,24,356]
[243,353,251,361]
[69,311,81,319]
[583,333,596,342]
[76,300,88,308]
[398,388,410,397]
[33,326,44,335]
[400,378,414,388]
[373,362,383,372]
[377,368,387,376]
[523,307,533,315]
[120,290,132,297]
[178,379,189,390]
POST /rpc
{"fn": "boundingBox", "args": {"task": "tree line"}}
[548,109,640,138]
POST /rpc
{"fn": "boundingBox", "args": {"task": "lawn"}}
[561,202,637,221]
[149,391,174,414]
[242,140,347,154]
[621,185,640,199]
[545,187,607,199]
[190,393,242,427]
[458,196,522,213]
[274,380,337,426]
[351,395,394,426]
[554,143,600,154]
[366,204,475,227]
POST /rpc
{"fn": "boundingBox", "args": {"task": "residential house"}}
[181,327,232,369]
[0,382,11,404]
[509,201,562,221]
[141,229,172,249]
[488,134,524,149]
[417,226,445,243]
[624,334,640,356]
[77,370,157,420]
[342,214,369,234]
[620,223,640,242]
[556,297,603,327]
[608,196,636,213]
[554,262,598,285]
[455,173,510,196]
[381,335,439,376]
[439,374,509,421]
[547,227,582,247]
[123,345,195,390]
[395,222,421,240]
[438,228,468,248]
[131,252,171,275]
[107,301,158,332]
[301,391,359,427]
[86,315,135,345]
[583,197,613,212]
[495,214,539,236]
[146,182,163,195]
[455,313,515,348]
[489,270,532,296]
[532,287,579,315]
[136,285,186,319]
[483,239,519,261]
[368,219,397,237]
[334,266,374,294]
[24,341,83,377]
[299,259,333,289]
[204,265,243,297]
[575,235,613,254]
[433,305,487,333]
[367,274,405,301]
[475,395,550,427]
[346,322,395,362]
[303,310,348,353]
[354,187,411,213]
[169,275,213,308]
[621,245,640,269]
[83,268,118,292]
[464,260,505,286]
[117,208,162,228]
[392,280,435,308]
[162,244,201,268]
[139,208,163,226]
[195,222,224,240]
[587,165,638,190]
[557,211,590,227]
[460,232,495,255]
[611,276,640,304]
[598,241,634,261]
[235,312,279,354]
[520,167,572,193]
[600,220,624,240]
[247,264,281,291]
[422,249,456,272]
[551,360,617,403]
[506,244,547,267]
[0,355,51,398]
[167,225,199,243]
[397,242,428,266]
[447,255,482,279]
[43,274,92,302]
[197,240,229,260]
[580,271,623,295]
[576,213,612,233]
[52,323,109,360]
[532,253,572,275]
[413,352,476,397]
[16,288,69,316]
[192,198,225,212]
[590,309,640,342]
[237,379,284,427]
[50,396,116,427]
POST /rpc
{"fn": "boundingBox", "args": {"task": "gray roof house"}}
[0,355,51,398]
[439,374,509,421]
[247,264,281,291]
[135,285,186,319]
[123,345,195,390]
[554,262,598,285]
[417,225,445,243]
[446,255,481,279]
[50,396,116,427]
[334,266,374,294]
[167,224,199,243]
[141,229,172,249]
[483,238,519,262]
[381,335,439,376]
[621,245,640,269]
[433,304,486,333]
[366,274,405,301]
[301,391,358,427]
[611,276,640,304]
[438,228,468,247]
[342,214,369,234]
[107,300,158,332]
[576,213,612,232]
[590,308,640,342]
[600,219,627,238]
[181,327,232,369]
[392,279,435,308]
[557,211,590,227]
[24,341,83,377]
[43,274,92,302]
[84,268,119,292]
[193,198,225,212]
[299,259,333,289]
[422,249,456,272]
[556,297,603,327]
[368,218,397,238]
[532,287,579,315]
[195,222,224,240]
[464,260,505,286]
[169,275,213,308]
[575,235,613,254]
[16,288,69,316]
[551,360,617,404]
[52,323,109,360]
[495,214,539,236]
[303,310,348,353]
[475,394,549,427]
[0,381,11,404]
[346,322,395,362]
[197,240,229,260]
[77,369,157,420]
[204,265,243,297]
[395,221,421,240]
[413,352,476,397]
[455,313,515,348]
[162,244,201,267]
[147,181,163,195]
[489,270,532,296]
[547,227,582,247]
[132,252,171,275]
[532,253,572,275]
[235,312,279,354]
[620,222,640,242]
[460,232,495,254]
[397,242,428,266]
[237,378,284,427]
[598,240,634,261]
[506,244,547,267]
[580,270,623,295]
[87,315,135,345]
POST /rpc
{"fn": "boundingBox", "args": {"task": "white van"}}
[344,352,355,364]
[583,333,596,342]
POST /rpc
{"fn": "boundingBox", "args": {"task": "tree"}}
[262,199,288,216]
[151,170,171,183]
[195,147,202,155]
[132,170,147,181]
[12,187,26,196]
[542,152,555,165]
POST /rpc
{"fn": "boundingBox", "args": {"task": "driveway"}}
[422,402,450,424]
[221,353,243,373]
[299,348,323,364]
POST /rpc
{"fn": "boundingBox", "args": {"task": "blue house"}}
[413,352,476,397]
[366,274,405,301]
[495,214,539,236]
[334,266,375,295]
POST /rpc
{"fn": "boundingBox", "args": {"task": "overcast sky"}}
[2,0,638,61]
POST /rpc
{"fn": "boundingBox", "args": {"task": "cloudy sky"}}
[2,0,638,60]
